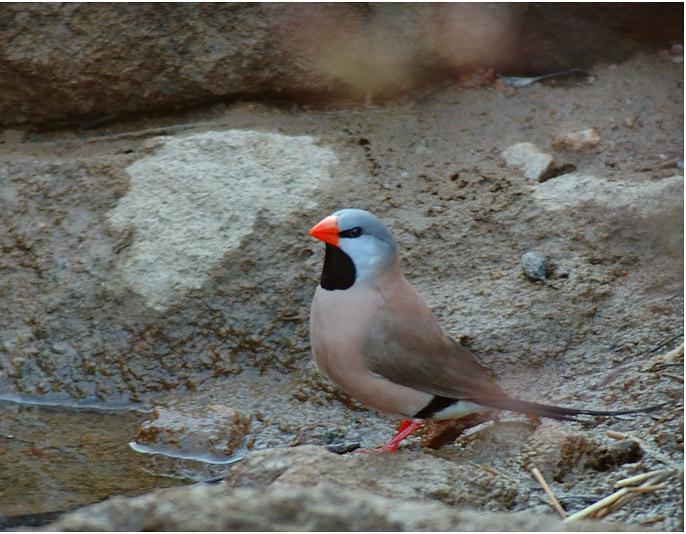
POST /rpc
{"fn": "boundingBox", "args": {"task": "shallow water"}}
[0,400,228,526]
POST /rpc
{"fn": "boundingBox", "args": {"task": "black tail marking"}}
[474,398,670,422]
[413,396,458,419]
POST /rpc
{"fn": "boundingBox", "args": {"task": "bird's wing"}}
[363,277,508,402]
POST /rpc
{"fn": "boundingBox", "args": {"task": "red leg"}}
[383,420,422,451]
[355,419,423,454]
[395,419,414,433]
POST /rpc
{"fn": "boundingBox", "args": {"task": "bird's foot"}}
[353,420,423,454]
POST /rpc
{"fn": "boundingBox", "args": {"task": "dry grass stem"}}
[564,469,674,523]
[563,488,629,522]
[648,405,684,434]
[614,469,671,488]
[641,515,666,525]
[642,342,684,372]
[530,465,566,518]
[662,342,684,361]
[605,430,627,440]
[626,483,667,493]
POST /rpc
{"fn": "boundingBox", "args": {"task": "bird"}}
[308,208,666,452]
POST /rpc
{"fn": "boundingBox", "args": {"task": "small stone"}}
[670,44,684,56]
[501,143,554,182]
[552,128,601,152]
[669,44,684,63]
[521,251,550,281]
[134,404,251,458]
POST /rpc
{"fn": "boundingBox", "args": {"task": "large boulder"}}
[43,446,640,531]
[0,4,681,127]
[0,3,522,127]
[0,128,347,401]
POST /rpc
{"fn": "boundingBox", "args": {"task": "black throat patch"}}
[320,244,356,290]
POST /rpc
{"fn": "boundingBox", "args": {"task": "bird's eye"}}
[340,226,363,238]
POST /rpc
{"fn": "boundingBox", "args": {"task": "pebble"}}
[552,128,601,152]
[521,251,551,281]
[501,143,554,182]
[134,404,251,458]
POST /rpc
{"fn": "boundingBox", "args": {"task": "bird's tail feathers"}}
[476,398,670,422]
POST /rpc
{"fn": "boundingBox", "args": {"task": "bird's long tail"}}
[476,398,669,421]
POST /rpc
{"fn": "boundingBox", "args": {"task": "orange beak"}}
[308,215,340,247]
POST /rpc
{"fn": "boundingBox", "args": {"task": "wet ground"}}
[0,402,172,523]
[0,401,222,523]
[0,370,395,527]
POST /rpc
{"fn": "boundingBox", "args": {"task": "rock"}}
[134,404,250,459]
[521,251,551,281]
[224,445,520,511]
[42,482,635,532]
[42,446,640,532]
[0,126,348,401]
[524,427,591,483]
[552,128,601,153]
[502,143,555,182]
[524,427,644,484]
[518,4,683,74]
[4,5,675,127]
[583,440,643,472]
[107,130,336,311]
[0,3,523,127]
[554,436,642,477]
[533,174,683,218]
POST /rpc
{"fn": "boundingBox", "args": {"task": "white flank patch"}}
[108,130,338,311]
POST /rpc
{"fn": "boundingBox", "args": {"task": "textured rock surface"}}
[0,128,350,401]
[532,173,683,216]
[42,446,641,532]
[108,130,336,311]
[43,483,638,532]
[0,3,522,127]
[502,143,555,181]
[225,445,520,511]
[0,4,681,127]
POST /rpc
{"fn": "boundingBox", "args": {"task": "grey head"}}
[312,208,399,290]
